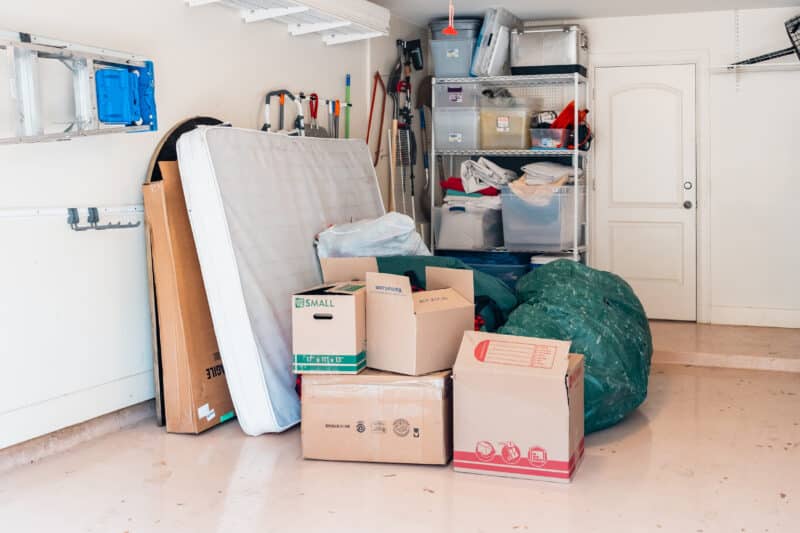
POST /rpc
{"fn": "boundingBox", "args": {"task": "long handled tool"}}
[417,106,431,222]
[305,93,329,138]
[394,39,424,220]
[367,71,387,167]
[388,59,402,213]
[388,123,398,211]
[334,100,341,138]
[416,75,433,223]
[344,74,351,139]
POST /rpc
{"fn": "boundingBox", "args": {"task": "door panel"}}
[594,64,697,320]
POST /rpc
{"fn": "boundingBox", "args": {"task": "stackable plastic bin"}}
[430,18,482,78]
[434,205,503,250]
[475,263,529,289]
[501,185,585,252]
[480,98,538,149]
[430,40,477,77]
[530,128,569,149]
[438,251,530,289]
[434,84,481,108]
[434,107,480,151]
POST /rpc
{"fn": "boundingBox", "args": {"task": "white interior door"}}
[593,64,697,321]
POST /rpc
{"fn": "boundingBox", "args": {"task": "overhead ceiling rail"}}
[186,0,390,45]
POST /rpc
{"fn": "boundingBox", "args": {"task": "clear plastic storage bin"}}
[434,84,481,108]
[434,107,480,151]
[480,102,534,149]
[434,205,503,250]
[431,39,476,78]
[530,128,569,149]
[501,185,585,252]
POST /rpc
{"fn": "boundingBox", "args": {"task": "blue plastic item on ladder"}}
[95,61,157,130]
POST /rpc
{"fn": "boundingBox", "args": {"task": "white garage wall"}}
[581,7,800,328]
[0,0,420,449]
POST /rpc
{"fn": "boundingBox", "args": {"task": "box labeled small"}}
[292,282,367,374]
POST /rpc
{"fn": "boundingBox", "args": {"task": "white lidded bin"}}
[435,84,482,108]
[434,107,480,151]
[434,205,503,250]
[501,185,585,252]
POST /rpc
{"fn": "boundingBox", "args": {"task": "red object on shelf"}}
[551,100,589,130]
[441,177,500,196]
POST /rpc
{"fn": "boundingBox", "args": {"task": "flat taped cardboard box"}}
[292,281,367,374]
[142,161,235,434]
[301,369,452,465]
[453,331,585,483]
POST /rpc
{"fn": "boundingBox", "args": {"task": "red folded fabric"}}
[440,177,500,196]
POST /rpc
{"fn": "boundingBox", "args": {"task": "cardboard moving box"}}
[143,161,235,434]
[453,331,585,483]
[301,369,452,465]
[366,267,475,376]
[292,282,367,374]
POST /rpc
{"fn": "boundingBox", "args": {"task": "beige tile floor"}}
[2,363,799,533]
[652,321,800,372]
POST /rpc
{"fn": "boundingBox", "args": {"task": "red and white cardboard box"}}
[453,331,585,483]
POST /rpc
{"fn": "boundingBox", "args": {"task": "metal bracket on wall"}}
[67,207,141,232]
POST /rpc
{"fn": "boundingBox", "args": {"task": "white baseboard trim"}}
[710,306,800,329]
[654,350,800,374]
[0,371,155,450]
[0,399,154,473]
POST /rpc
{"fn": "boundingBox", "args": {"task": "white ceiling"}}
[374,0,799,26]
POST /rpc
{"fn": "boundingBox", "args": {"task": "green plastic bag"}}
[376,256,517,332]
[501,260,652,433]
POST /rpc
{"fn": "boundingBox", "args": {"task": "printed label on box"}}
[446,48,460,59]
[448,132,463,143]
[473,339,556,369]
[496,116,510,133]
[448,93,464,104]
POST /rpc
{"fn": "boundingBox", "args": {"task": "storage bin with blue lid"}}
[437,250,531,290]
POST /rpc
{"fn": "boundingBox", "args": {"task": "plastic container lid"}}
[531,255,577,265]
[430,17,483,38]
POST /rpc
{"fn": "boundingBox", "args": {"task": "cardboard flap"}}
[412,288,472,314]
[366,271,414,314]
[320,257,379,283]
[454,331,572,377]
[326,282,366,295]
[426,267,474,303]
[367,271,412,296]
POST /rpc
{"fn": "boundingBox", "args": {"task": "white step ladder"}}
[0,30,157,145]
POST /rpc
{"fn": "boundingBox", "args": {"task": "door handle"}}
[683,200,693,209]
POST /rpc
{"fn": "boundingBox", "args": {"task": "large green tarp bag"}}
[376,256,517,332]
[500,260,652,433]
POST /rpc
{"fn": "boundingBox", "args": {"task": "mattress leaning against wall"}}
[176,127,385,435]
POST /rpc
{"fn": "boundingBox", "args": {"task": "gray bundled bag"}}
[316,212,431,258]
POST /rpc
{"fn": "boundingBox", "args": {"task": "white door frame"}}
[589,49,712,324]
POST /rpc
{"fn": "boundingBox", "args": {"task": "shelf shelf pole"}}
[430,83,437,252]
[573,73,580,262]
